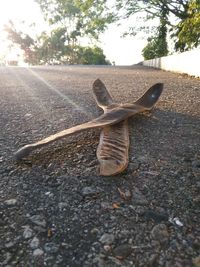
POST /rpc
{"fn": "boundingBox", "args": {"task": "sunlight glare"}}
[0,0,148,65]
[26,68,92,118]
[0,0,45,64]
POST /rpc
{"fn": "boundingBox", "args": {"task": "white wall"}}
[142,49,200,77]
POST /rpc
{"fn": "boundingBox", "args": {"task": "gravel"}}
[30,237,40,249]
[0,65,200,266]
[23,226,34,239]
[100,234,115,245]
[33,248,44,257]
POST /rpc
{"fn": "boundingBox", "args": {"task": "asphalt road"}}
[0,65,200,267]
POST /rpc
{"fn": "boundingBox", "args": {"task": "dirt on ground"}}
[0,65,200,267]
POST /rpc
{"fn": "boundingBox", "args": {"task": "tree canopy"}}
[4,21,110,65]
[4,0,115,65]
[142,6,168,60]
[35,0,115,43]
[116,0,200,55]
[4,0,199,64]
[173,0,200,51]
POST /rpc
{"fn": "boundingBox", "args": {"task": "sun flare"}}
[0,0,146,65]
[0,0,45,64]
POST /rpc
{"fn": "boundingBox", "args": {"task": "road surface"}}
[0,65,200,267]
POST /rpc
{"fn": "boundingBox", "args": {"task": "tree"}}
[142,7,168,59]
[173,0,200,51]
[116,0,200,52]
[4,21,110,65]
[4,1,116,65]
[116,0,190,22]
[142,35,168,60]
[35,0,115,44]
[77,46,111,65]
[4,21,38,64]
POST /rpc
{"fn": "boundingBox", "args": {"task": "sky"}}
[0,0,148,65]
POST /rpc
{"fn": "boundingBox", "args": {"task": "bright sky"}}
[0,0,147,65]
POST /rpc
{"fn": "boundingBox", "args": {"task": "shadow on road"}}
[14,108,199,171]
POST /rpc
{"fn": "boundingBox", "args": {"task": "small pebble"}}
[29,215,46,227]
[129,162,140,171]
[44,242,59,253]
[113,244,132,260]
[5,241,15,248]
[104,245,111,252]
[101,202,112,210]
[81,186,102,197]
[58,202,68,209]
[23,226,33,239]
[151,224,169,245]
[30,237,40,249]
[124,190,132,200]
[33,248,44,257]
[192,160,200,168]
[24,113,32,117]
[100,233,115,245]
[91,228,99,235]
[143,210,169,222]
[4,199,17,206]
[169,217,183,227]
[132,187,147,205]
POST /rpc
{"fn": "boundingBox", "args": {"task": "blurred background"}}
[0,0,199,66]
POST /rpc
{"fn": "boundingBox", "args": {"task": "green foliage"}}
[76,46,110,65]
[142,7,168,60]
[4,21,35,50]
[116,0,200,53]
[4,21,38,64]
[4,0,115,65]
[173,0,200,51]
[142,35,168,60]
[35,0,115,43]
[4,21,110,65]
[116,0,189,21]
[142,39,157,60]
